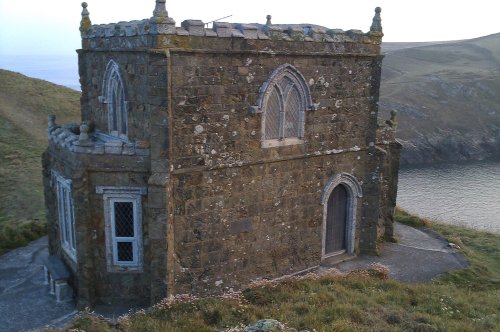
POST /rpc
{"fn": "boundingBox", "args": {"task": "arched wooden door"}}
[325,184,348,254]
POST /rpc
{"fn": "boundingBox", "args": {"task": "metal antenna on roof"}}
[205,15,232,28]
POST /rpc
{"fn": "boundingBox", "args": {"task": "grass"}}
[0,69,80,254]
[394,207,429,228]
[0,69,80,142]
[0,116,48,254]
[58,210,499,332]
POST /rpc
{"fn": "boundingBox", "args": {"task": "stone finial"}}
[153,0,168,17]
[370,7,382,32]
[48,115,56,130]
[150,0,175,33]
[80,2,91,35]
[266,15,272,26]
[386,110,398,128]
[79,123,90,141]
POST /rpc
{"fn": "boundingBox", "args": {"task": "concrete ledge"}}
[321,252,356,266]
[323,223,470,283]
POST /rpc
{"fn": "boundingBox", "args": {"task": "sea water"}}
[0,54,80,91]
[397,159,500,233]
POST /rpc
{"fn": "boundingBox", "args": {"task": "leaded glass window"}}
[96,186,146,272]
[256,64,314,148]
[111,200,138,265]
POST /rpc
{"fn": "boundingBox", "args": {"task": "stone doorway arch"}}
[321,173,363,258]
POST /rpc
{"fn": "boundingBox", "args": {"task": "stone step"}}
[43,255,73,303]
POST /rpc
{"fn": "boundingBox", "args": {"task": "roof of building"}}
[79,1,383,44]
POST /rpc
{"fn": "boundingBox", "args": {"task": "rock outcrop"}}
[379,33,500,166]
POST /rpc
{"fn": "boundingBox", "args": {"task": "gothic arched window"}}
[251,64,315,148]
[102,60,128,139]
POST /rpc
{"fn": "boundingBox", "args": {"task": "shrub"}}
[0,219,47,255]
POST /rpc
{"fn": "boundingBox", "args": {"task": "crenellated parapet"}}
[79,2,384,53]
[47,116,150,156]
[82,21,378,42]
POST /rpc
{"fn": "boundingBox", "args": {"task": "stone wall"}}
[43,139,153,307]
[376,127,402,241]
[171,153,376,294]
[78,49,170,304]
[168,50,381,169]
[166,46,384,294]
[79,51,154,144]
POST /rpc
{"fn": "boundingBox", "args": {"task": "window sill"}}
[62,245,77,263]
[108,265,143,273]
[262,138,304,148]
[95,131,129,144]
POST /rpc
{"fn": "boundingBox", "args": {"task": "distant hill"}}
[379,33,500,166]
[382,40,459,53]
[0,69,80,229]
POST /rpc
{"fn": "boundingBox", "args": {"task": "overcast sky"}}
[0,0,499,55]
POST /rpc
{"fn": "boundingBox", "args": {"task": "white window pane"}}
[69,197,76,250]
[66,188,72,246]
[284,86,302,138]
[105,63,127,137]
[100,187,145,270]
[111,85,118,131]
[264,86,282,140]
[54,174,77,261]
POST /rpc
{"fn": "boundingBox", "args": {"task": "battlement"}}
[79,1,383,52]
[47,115,150,156]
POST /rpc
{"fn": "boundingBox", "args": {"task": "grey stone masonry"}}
[79,2,383,46]
[82,20,382,43]
[43,255,73,302]
[47,116,150,157]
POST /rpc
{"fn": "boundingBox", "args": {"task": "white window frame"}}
[52,171,77,261]
[96,186,147,272]
[110,197,140,267]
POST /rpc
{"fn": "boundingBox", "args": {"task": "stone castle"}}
[42,0,400,308]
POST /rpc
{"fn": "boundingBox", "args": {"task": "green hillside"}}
[0,69,80,253]
[379,33,500,166]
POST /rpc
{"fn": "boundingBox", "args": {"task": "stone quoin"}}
[42,1,401,308]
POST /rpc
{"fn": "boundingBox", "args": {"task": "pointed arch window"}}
[101,60,128,139]
[251,64,316,148]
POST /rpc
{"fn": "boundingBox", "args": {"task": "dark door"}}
[325,184,347,254]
